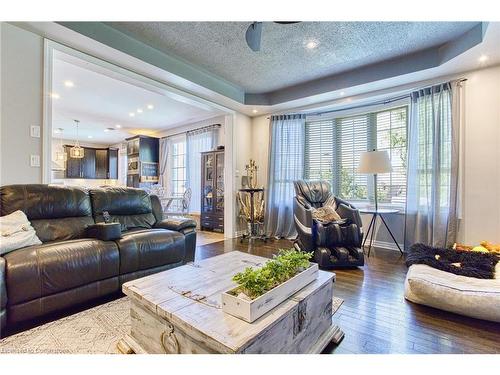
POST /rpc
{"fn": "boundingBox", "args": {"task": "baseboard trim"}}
[368,239,404,252]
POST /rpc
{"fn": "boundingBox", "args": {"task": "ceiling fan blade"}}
[245,22,263,52]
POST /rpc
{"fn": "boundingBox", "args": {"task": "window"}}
[305,106,408,207]
[170,138,186,198]
[416,94,451,208]
[375,107,407,206]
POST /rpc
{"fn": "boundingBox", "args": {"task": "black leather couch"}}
[0,184,196,335]
[293,180,364,268]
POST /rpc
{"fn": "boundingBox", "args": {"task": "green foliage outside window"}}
[340,167,368,200]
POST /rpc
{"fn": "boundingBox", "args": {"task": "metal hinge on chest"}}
[293,300,307,337]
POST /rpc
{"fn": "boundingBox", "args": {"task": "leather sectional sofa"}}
[0,184,197,335]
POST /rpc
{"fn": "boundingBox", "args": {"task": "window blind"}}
[304,106,408,207]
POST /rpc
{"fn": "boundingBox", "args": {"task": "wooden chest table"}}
[119,251,340,354]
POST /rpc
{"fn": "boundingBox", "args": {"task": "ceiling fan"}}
[245,22,300,52]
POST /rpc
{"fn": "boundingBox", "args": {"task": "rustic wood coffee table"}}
[118,251,342,354]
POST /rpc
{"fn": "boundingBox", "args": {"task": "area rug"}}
[0,296,344,354]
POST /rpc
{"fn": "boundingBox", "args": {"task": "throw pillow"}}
[0,210,42,255]
[312,205,342,223]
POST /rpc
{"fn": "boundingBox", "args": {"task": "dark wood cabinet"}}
[200,150,224,232]
[95,149,108,179]
[65,147,82,178]
[81,148,96,179]
[108,148,119,179]
[64,146,118,180]
[125,135,159,188]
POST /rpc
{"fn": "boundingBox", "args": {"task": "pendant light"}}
[55,128,67,167]
[70,119,84,159]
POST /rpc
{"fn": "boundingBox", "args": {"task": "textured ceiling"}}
[105,22,478,94]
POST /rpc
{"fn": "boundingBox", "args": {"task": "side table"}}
[359,208,403,256]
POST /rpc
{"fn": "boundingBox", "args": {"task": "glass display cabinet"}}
[200,150,224,232]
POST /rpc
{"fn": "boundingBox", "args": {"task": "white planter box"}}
[221,263,319,323]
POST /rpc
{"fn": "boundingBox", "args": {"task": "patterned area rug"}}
[0,296,344,354]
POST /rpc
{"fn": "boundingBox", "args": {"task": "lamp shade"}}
[358,150,392,174]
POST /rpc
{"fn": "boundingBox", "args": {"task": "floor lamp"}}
[358,150,392,211]
[358,150,403,256]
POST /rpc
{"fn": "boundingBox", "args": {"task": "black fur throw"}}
[406,243,499,279]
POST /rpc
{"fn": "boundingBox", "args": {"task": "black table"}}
[359,208,403,256]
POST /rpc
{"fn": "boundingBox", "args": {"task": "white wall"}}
[250,64,500,246]
[251,115,271,189]
[233,112,253,234]
[460,64,500,243]
[0,23,44,185]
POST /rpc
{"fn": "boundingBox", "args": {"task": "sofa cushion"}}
[3,239,119,306]
[115,229,185,274]
[89,187,156,231]
[0,185,94,242]
[405,264,500,322]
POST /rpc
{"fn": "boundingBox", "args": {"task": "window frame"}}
[170,137,187,198]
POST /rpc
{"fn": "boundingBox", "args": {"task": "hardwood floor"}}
[196,238,500,354]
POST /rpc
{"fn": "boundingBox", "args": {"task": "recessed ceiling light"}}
[147,104,154,110]
[252,109,258,114]
[340,91,345,96]
[115,124,122,129]
[479,54,489,63]
[87,135,93,138]
[64,80,74,87]
[137,108,143,113]
[50,92,60,99]
[305,40,319,50]
[129,112,135,117]
[104,129,109,133]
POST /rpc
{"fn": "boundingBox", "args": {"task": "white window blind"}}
[375,107,407,206]
[305,106,408,207]
[304,119,334,181]
[338,115,370,200]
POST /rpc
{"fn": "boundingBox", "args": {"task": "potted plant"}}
[221,249,318,322]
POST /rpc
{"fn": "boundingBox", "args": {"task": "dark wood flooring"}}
[197,238,500,354]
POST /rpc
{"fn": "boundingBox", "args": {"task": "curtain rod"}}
[160,123,221,139]
[266,78,467,119]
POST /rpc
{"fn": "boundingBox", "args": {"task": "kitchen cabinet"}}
[95,149,108,179]
[125,135,159,188]
[64,146,119,180]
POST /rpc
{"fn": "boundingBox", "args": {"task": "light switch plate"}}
[30,154,40,167]
[30,125,41,138]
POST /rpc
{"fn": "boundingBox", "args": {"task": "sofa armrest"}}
[86,223,122,241]
[155,217,197,264]
[150,194,164,222]
[0,256,6,335]
[155,217,197,232]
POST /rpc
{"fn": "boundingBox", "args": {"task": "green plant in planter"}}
[231,248,313,300]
